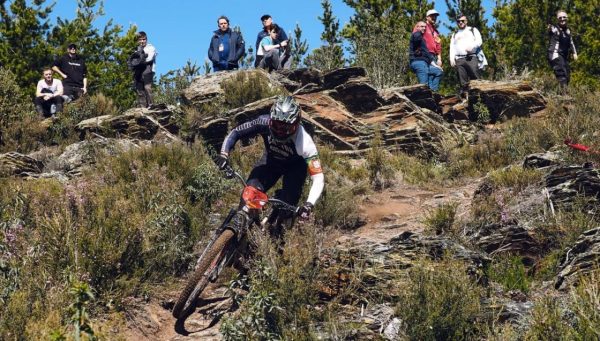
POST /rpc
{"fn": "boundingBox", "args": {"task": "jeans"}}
[410,60,443,91]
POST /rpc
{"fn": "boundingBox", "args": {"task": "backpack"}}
[127,50,144,70]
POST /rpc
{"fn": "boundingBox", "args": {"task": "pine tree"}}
[305,0,344,71]
[290,23,308,68]
[47,0,137,108]
[341,0,434,87]
[0,0,54,91]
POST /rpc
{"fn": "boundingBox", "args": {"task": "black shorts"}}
[245,157,308,207]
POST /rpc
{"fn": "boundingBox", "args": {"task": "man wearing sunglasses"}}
[547,10,578,93]
[450,14,484,98]
[216,96,324,225]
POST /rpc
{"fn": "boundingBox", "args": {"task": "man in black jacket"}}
[208,16,245,72]
[52,43,87,101]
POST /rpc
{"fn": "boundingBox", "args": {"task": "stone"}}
[555,227,600,289]
[545,165,600,206]
[330,77,383,114]
[465,222,539,257]
[76,105,182,141]
[523,151,562,169]
[383,84,441,114]
[322,66,366,89]
[467,80,546,123]
[0,152,43,177]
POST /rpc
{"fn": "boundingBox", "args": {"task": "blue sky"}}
[50,0,495,76]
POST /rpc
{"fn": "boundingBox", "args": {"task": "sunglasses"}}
[558,16,568,20]
[458,20,467,23]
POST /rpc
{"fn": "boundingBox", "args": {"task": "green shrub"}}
[0,143,223,338]
[366,130,396,190]
[423,202,459,235]
[488,166,543,193]
[396,260,483,340]
[221,224,325,340]
[221,70,284,110]
[488,255,531,294]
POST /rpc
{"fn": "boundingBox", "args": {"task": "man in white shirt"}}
[449,14,483,97]
[34,68,64,118]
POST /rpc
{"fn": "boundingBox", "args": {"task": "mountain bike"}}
[172,166,298,319]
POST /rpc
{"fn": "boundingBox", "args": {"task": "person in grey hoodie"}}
[208,15,245,71]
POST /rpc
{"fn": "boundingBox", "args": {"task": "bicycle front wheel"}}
[172,229,235,319]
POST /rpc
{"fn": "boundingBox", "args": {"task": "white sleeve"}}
[473,28,483,48]
[145,45,156,63]
[449,33,456,61]
[307,173,324,205]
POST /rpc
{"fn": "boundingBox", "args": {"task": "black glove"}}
[298,202,314,220]
[215,154,229,170]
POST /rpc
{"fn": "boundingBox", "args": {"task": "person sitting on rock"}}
[422,9,444,91]
[409,21,436,90]
[255,14,290,69]
[257,24,286,72]
[34,68,64,118]
[449,14,484,98]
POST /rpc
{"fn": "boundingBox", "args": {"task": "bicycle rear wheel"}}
[172,229,235,319]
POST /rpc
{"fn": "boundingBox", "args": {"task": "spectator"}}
[257,24,287,71]
[409,22,437,88]
[450,14,483,97]
[34,68,64,118]
[52,43,87,102]
[423,9,443,91]
[255,14,290,69]
[547,10,577,93]
[131,31,157,108]
[208,15,245,72]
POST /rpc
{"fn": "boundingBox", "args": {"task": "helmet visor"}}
[270,119,297,139]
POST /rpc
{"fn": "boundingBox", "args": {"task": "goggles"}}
[269,119,298,139]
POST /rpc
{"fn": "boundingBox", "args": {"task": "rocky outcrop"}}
[555,227,600,289]
[465,222,539,257]
[467,80,546,123]
[545,165,600,206]
[0,152,43,177]
[76,104,182,141]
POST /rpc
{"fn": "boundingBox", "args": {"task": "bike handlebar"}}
[223,165,299,214]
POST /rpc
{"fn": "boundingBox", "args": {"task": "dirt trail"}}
[123,179,480,340]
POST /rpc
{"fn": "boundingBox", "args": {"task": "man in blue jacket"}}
[209,16,246,72]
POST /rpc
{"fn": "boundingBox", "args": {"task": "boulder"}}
[545,165,600,206]
[467,80,546,123]
[523,151,562,169]
[322,67,366,89]
[51,138,143,177]
[0,152,43,177]
[465,222,540,257]
[555,227,600,289]
[76,105,182,141]
[329,77,383,114]
[383,84,441,114]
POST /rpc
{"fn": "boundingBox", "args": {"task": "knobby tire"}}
[172,229,235,319]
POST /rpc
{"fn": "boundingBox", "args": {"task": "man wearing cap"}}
[547,10,577,92]
[52,43,87,101]
[255,14,290,69]
[423,9,444,91]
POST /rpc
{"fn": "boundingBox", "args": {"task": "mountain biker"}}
[216,95,324,228]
